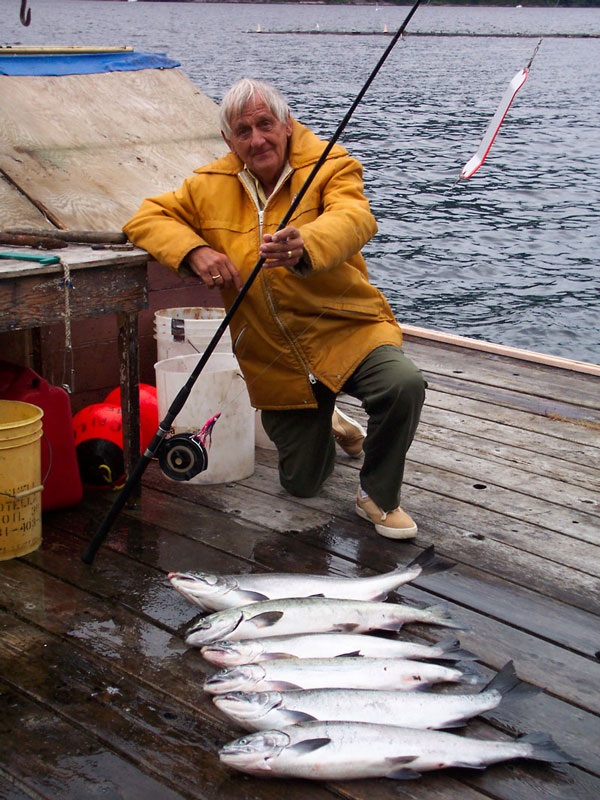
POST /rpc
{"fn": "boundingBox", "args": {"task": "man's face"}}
[223,95,292,190]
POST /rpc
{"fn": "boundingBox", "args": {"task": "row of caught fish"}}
[169,547,573,781]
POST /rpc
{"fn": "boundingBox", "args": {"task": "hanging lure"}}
[459,39,542,180]
[158,413,221,482]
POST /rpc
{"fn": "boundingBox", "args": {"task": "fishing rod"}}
[82,0,422,565]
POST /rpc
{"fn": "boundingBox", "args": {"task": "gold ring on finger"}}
[287,250,292,259]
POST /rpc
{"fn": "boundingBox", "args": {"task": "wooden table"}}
[0,244,149,499]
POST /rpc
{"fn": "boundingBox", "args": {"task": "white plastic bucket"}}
[154,353,254,485]
[155,307,276,450]
[154,307,232,362]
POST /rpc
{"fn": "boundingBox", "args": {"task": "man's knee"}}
[279,457,334,498]
[382,362,426,414]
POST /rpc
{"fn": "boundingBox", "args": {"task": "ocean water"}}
[3,1,599,365]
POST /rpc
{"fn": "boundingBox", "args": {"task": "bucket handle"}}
[6,484,44,500]
[0,432,52,501]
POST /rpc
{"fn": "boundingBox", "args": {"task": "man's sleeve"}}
[297,157,378,275]
[122,177,209,274]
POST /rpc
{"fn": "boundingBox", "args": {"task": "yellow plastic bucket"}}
[0,400,44,560]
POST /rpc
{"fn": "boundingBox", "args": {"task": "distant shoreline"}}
[107,1,600,8]
[252,30,600,37]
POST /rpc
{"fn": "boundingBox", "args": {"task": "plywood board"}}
[0,172,54,229]
[0,68,228,230]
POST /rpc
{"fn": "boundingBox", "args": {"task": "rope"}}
[58,257,75,393]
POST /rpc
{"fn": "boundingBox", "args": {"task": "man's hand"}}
[186,246,243,291]
[260,226,304,270]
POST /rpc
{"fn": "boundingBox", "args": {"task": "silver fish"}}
[169,545,450,611]
[214,661,528,731]
[201,633,474,667]
[185,597,462,647]
[219,720,572,780]
[203,656,481,695]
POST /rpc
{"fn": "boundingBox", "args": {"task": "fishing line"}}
[203,39,545,423]
[82,0,424,565]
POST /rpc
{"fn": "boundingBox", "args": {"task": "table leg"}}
[117,311,141,505]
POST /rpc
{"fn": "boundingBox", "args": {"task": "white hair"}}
[219,79,290,138]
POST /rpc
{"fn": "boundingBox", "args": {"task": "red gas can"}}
[0,362,83,510]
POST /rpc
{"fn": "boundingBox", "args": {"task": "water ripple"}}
[3,1,599,364]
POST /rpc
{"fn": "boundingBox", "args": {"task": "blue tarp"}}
[0,51,180,77]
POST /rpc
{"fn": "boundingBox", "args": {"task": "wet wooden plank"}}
[421,369,600,426]
[404,458,599,547]
[422,386,600,444]
[0,684,186,800]
[415,417,599,492]
[403,338,600,413]
[408,439,599,522]
[0,773,36,800]
[419,391,600,468]
[0,614,339,800]
[337,401,600,528]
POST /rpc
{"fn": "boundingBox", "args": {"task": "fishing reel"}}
[158,433,209,482]
[158,413,220,482]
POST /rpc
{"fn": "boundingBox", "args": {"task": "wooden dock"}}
[1,334,599,799]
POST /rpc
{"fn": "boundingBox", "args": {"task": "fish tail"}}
[401,545,454,578]
[436,636,478,661]
[426,604,465,629]
[518,732,574,763]
[483,660,520,694]
[456,661,485,685]
[483,661,541,701]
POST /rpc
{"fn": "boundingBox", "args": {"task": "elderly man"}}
[123,78,425,539]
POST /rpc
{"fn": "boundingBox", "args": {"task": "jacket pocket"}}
[322,299,385,319]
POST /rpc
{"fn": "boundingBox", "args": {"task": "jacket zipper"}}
[238,170,317,392]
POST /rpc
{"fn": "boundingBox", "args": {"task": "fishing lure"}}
[460,40,542,180]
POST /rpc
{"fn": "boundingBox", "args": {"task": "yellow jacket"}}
[123,119,404,409]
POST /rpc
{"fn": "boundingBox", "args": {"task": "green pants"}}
[261,345,426,511]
